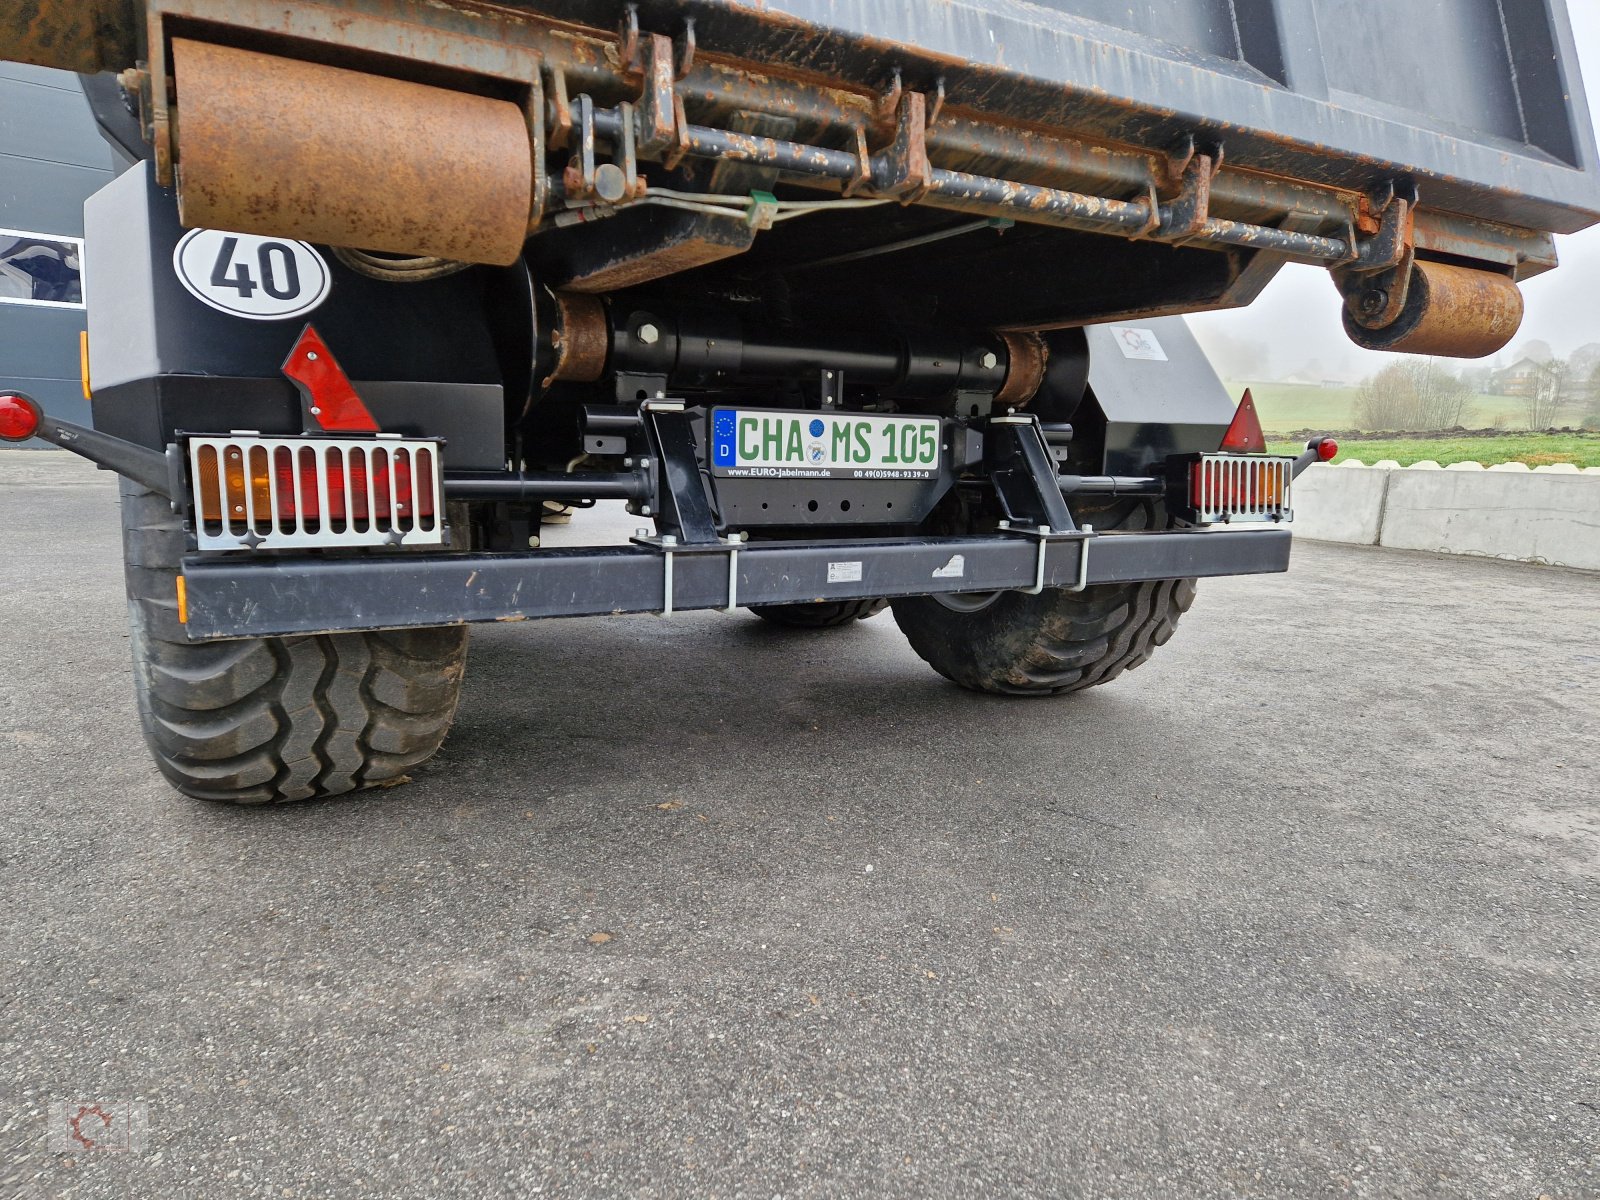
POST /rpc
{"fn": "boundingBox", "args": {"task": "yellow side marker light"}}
[176,575,189,624]
[80,330,92,400]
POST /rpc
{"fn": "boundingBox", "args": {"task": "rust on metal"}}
[636,34,679,156]
[557,221,754,292]
[547,293,609,385]
[171,39,531,265]
[2,0,138,73]
[877,91,933,202]
[993,333,1047,409]
[1343,260,1524,358]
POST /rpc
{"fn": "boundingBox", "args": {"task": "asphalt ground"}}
[2,452,1597,1199]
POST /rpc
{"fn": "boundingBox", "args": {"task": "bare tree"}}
[1581,366,1600,430]
[1355,360,1471,431]
[1525,359,1572,429]
[1413,361,1471,430]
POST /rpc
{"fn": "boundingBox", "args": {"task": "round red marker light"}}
[1316,438,1339,462]
[0,392,43,442]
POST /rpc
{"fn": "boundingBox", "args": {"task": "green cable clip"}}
[746,190,779,231]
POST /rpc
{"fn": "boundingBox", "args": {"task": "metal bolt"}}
[979,351,998,370]
[309,406,321,415]
[638,457,651,468]
[527,535,541,549]
[996,518,1010,529]
[635,528,652,538]
[641,505,652,515]
[306,351,319,361]
[623,457,634,467]
[636,323,661,346]
[660,534,678,546]
[1359,288,1388,316]
[593,162,628,203]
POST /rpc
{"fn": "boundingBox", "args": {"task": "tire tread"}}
[119,479,467,804]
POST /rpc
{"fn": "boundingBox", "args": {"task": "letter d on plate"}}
[173,229,331,321]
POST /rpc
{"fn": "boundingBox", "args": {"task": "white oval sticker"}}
[173,228,330,321]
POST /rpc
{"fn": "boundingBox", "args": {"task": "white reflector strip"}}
[187,434,445,551]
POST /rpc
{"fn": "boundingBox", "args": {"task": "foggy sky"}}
[1188,5,1600,381]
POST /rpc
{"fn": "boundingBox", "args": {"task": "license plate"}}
[709,409,942,479]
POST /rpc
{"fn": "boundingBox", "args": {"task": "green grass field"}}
[1230,381,1534,434]
[1264,432,1600,468]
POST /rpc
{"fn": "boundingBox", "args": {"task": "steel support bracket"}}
[635,31,679,157]
[642,401,720,545]
[987,415,1077,534]
[873,90,932,203]
[1151,148,1220,242]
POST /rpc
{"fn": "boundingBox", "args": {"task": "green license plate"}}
[709,409,942,479]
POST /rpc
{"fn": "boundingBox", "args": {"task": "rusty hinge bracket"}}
[635,32,678,157]
[1338,179,1420,328]
[1151,140,1223,242]
[1352,180,1417,270]
[547,65,572,152]
[873,90,932,203]
[562,94,631,204]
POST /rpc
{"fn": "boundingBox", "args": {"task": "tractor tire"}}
[890,497,1195,695]
[119,479,468,804]
[749,598,889,628]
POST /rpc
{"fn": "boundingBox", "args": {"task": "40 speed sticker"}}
[173,228,330,321]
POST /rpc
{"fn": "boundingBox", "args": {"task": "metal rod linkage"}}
[587,106,1358,265]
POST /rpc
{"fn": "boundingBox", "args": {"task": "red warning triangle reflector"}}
[1220,388,1267,454]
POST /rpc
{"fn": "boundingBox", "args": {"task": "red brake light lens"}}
[1219,389,1267,454]
[0,392,43,442]
[1316,438,1339,461]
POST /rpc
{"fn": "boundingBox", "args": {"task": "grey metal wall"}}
[0,64,115,434]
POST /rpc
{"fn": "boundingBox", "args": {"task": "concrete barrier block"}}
[1444,461,1483,471]
[1535,463,1580,473]
[1379,470,1600,570]
[1292,462,1388,545]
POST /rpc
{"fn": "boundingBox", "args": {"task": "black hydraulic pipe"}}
[1057,474,1164,495]
[610,309,1008,397]
[444,472,646,501]
[581,406,645,433]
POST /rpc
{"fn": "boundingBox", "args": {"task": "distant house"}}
[1492,357,1545,396]
[1279,370,1352,389]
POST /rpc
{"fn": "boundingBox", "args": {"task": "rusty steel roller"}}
[171,40,532,266]
[1343,260,1524,358]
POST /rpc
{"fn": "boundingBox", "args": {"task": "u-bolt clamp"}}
[722,533,745,612]
[1016,523,1094,595]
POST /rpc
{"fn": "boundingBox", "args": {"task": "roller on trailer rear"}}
[5,0,1597,801]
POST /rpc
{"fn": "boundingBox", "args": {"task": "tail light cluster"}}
[188,435,445,550]
[1183,453,1294,524]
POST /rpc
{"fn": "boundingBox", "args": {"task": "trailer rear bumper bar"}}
[176,527,1291,640]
